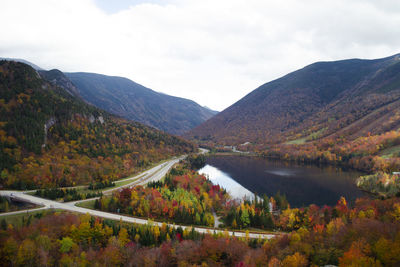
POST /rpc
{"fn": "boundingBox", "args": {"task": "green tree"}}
[1,218,7,230]
[240,209,250,228]
[59,237,75,253]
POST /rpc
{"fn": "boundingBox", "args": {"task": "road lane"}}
[103,156,184,194]
[0,206,48,217]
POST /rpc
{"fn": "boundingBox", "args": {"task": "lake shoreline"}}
[208,151,368,174]
[201,154,366,208]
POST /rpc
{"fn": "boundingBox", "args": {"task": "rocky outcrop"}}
[42,117,56,148]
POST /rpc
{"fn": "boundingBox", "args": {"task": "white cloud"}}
[1,0,400,111]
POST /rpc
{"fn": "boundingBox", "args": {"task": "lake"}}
[199,155,366,207]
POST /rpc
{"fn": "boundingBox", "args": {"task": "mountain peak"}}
[0,57,44,71]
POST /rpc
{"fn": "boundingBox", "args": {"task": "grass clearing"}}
[380,145,400,158]
[286,137,307,145]
[113,174,144,188]
[308,127,327,140]
[285,128,327,145]
[76,199,96,209]
[0,209,64,227]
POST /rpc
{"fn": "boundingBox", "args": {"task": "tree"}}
[232,219,238,229]
[374,237,400,266]
[240,209,250,228]
[1,237,18,265]
[59,237,75,253]
[17,239,37,266]
[326,218,344,236]
[153,225,160,243]
[35,235,52,251]
[1,218,6,230]
[339,240,382,267]
[59,254,74,267]
[195,213,201,224]
[281,252,308,267]
[118,228,130,247]
[204,213,214,227]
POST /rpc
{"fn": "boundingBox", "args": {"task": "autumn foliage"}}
[256,130,400,173]
[96,166,228,227]
[0,60,195,189]
[2,195,400,266]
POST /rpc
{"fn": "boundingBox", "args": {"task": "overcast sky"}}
[1,0,400,111]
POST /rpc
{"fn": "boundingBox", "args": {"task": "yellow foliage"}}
[118,228,129,247]
[391,203,400,221]
[326,218,345,235]
[290,232,301,245]
[282,252,308,267]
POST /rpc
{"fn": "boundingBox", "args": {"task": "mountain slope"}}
[39,69,81,98]
[64,72,217,135]
[188,54,400,145]
[0,60,195,189]
[0,57,43,70]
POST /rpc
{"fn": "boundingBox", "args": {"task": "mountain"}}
[0,60,195,189]
[0,57,217,135]
[62,72,217,135]
[187,54,400,145]
[203,106,217,112]
[39,69,81,98]
[0,57,43,70]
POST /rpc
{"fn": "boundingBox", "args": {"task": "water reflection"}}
[200,155,366,207]
[265,169,297,177]
[199,165,254,200]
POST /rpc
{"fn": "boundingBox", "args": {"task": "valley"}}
[189,54,400,201]
[1,54,400,266]
[2,0,400,264]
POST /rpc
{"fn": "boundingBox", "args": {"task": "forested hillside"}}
[188,54,400,144]
[64,72,217,135]
[1,190,400,266]
[0,60,195,189]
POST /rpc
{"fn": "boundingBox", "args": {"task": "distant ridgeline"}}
[63,72,217,135]
[188,54,400,173]
[0,60,195,189]
[0,58,218,136]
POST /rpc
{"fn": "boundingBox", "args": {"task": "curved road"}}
[0,152,275,240]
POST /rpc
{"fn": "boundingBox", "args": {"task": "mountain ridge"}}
[64,71,217,135]
[0,57,44,71]
[187,53,400,145]
[0,57,217,135]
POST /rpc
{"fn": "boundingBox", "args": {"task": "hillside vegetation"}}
[0,60,194,189]
[63,72,217,135]
[1,192,400,266]
[96,163,228,227]
[188,54,400,174]
[189,54,400,144]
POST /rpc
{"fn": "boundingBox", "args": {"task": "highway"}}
[0,151,275,240]
[104,156,184,193]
